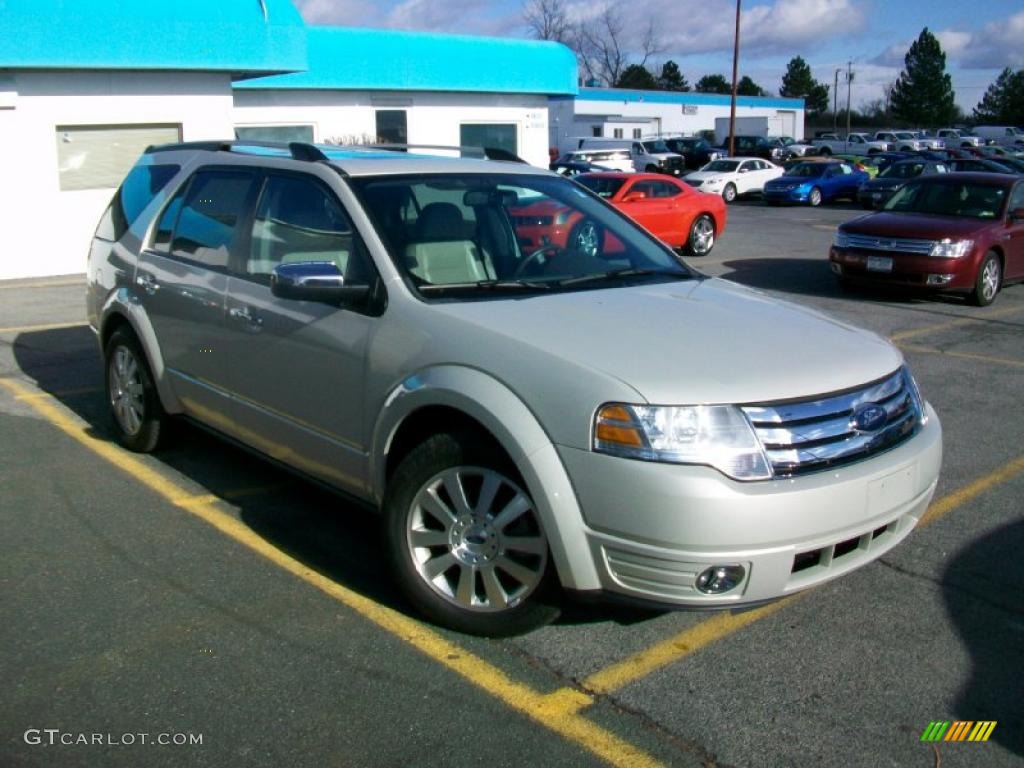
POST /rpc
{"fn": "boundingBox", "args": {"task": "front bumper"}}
[554,405,941,607]
[830,247,978,290]
[763,187,809,203]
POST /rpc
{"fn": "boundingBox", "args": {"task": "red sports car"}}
[511,172,727,257]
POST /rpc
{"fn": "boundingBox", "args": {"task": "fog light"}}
[830,262,842,275]
[926,274,954,285]
[695,565,746,594]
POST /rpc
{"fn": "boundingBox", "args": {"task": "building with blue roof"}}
[550,88,807,152]
[232,26,576,171]
[0,4,578,279]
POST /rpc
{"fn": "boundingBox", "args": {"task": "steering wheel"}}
[513,245,565,277]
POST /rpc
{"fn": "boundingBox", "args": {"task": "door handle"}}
[135,273,160,295]
[229,305,263,332]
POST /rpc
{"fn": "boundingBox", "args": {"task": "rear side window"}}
[170,170,256,270]
[94,164,180,242]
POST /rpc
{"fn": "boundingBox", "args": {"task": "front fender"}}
[370,365,601,591]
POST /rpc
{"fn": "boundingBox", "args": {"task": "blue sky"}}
[295,0,1024,112]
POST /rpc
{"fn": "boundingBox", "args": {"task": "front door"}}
[222,171,380,495]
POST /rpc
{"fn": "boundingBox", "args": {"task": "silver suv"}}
[87,141,943,636]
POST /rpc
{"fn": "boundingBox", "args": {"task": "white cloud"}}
[293,0,521,37]
[945,11,1024,69]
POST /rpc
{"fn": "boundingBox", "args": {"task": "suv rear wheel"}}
[383,432,560,636]
[104,327,166,453]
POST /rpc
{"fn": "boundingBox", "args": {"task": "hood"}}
[433,278,902,405]
[840,211,993,239]
[862,177,905,191]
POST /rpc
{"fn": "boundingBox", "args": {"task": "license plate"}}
[867,256,893,272]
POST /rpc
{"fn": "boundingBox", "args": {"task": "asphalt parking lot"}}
[2,200,1022,768]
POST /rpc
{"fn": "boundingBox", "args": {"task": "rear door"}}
[221,170,381,495]
[136,167,258,419]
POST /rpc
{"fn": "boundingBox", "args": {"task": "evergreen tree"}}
[695,74,731,94]
[973,68,1024,125]
[889,28,957,127]
[737,76,767,97]
[780,56,830,115]
[657,60,689,91]
[615,64,658,90]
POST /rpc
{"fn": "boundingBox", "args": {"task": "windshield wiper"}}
[554,267,691,288]
[418,279,552,294]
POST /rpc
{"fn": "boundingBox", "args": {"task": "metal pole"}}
[728,0,740,157]
[845,61,852,138]
[833,69,841,132]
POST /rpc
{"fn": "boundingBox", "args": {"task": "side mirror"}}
[1009,207,1024,222]
[271,261,371,305]
[622,191,648,202]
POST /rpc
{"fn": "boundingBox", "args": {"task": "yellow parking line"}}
[0,320,88,334]
[919,454,1024,529]
[889,305,1024,343]
[580,597,800,696]
[567,453,1024,699]
[0,376,664,768]
[898,343,1024,369]
[15,386,102,401]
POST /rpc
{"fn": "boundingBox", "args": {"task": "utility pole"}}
[728,0,740,157]
[845,61,853,139]
[833,69,841,132]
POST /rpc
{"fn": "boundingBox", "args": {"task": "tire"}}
[686,214,716,256]
[818,147,832,156]
[808,187,823,207]
[568,218,602,258]
[383,432,560,636]
[970,251,1001,306]
[104,327,166,453]
[722,183,737,203]
[645,164,659,173]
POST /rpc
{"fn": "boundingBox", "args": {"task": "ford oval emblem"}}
[851,403,888,433]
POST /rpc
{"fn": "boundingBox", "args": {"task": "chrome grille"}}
[844,234,935,255]
[741,369,923,477]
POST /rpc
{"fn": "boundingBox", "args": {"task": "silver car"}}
[87,141,943,636]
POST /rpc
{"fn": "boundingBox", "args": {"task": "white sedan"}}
[683,157,785,203]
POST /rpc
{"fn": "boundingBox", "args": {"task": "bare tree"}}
[523,0,571,43]
[575,8,662,86]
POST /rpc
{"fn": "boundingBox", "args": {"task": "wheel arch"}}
[371,365,601,591]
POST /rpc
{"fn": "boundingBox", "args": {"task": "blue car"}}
[763,161,870,206]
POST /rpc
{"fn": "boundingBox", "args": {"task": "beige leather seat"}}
[404,202,492,284]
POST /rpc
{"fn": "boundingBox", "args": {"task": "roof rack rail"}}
[144,140,329,163]
[361,143,527,163]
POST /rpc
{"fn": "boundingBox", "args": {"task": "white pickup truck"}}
[811,132,889,156]
[936,128,982,148]
[874,131,927,152]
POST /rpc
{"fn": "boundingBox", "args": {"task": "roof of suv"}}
[144,141,546,179]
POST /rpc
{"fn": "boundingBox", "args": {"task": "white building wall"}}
[233,89,551,168]
[0,71,234,280]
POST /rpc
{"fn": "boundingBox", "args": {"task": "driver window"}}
[246,174,363,284]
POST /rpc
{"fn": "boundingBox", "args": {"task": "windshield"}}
[350,173,693,298]
[883,180,1007,218]
[642,140,671,153]
[702,160,739,173]
[786,163,827,178]
[880,163,925,179]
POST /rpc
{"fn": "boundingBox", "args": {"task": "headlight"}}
[594,403,772,481]
[903,366,929,426]
[703,178,723,188]
[833,230,851,248]
[555,210,572,225]
[929,238,973,259]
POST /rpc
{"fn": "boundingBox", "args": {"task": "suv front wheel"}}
[383,432,560,636]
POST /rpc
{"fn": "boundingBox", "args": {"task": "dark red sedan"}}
[511,172,727,256]
[829,173,1024,305]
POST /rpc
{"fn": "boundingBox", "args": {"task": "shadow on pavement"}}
[12,326,664,634]
[943,518,1024,757]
